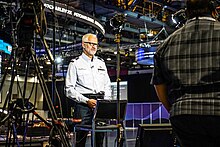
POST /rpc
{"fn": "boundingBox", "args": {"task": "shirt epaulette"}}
[70,57,79,62]
[97,56,104,62]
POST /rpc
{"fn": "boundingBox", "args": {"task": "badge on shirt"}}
[78,68,86,70]
[98,66,105,71]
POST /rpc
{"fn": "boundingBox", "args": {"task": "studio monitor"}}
[135,123,176,147]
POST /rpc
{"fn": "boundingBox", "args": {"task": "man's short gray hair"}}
[82,33,97,42]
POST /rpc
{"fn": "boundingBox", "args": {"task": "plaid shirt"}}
[151,17,220,117]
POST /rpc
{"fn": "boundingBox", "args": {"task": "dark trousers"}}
[170,115,220,147]
[75,103,104,147]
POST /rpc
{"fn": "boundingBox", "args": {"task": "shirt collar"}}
[82,53,95,62]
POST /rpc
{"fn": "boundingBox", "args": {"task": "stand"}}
[0,1,71,146]
[115,33,124,147]
[0,47,71,147]
[111,13,126,147]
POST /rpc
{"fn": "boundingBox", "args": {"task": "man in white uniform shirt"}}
[65,33,112,147]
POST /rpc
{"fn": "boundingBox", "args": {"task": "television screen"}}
[111,81,128,100]
[135,124,175,147]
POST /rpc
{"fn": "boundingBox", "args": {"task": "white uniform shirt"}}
[65,53,112,104]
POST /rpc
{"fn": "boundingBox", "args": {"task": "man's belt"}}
[82,93,104,100]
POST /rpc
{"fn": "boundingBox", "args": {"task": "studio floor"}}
[0,128,138,147]
[84,128,138,147]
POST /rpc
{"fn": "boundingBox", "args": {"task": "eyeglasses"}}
[84,42,98,47]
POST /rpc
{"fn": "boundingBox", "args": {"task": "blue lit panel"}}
[0,39,12,54]
[135,46,157,65]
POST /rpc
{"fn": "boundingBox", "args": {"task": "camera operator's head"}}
[186,0,217,19]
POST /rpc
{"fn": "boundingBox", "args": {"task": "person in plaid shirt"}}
[151,0,220,146]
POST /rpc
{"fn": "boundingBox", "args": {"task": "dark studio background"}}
[110,73,159,103]
[44,73,159,118]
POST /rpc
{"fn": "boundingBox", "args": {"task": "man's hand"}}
[87,99,97,108]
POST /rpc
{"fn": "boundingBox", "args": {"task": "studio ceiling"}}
[42,0,186,75]
[0,0,196,78]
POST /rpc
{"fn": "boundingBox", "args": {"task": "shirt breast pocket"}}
[98,69,106,79]
[77,69,90,83]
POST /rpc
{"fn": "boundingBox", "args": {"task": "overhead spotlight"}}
[147,32,154,37]
[107,57,111,61]
[110,13,126,29]
[45,60,51,65]
[147,30,156,37]
[0,109,8,114]
[132,62,137,65]
[139,33,146,40]
[63,34,67,38]
[55,56,62,64]
[124,49,129,57]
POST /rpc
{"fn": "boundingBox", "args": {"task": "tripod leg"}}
[5,119,20,147]
[1,48,18,111]
[22,59,30,100]
[6,119,11,147]
[12,122,20,147]
[28,48,70,147]
[0,48,21,147]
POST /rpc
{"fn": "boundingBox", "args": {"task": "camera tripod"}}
[0,0,71,146]
[0,45,71,147]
